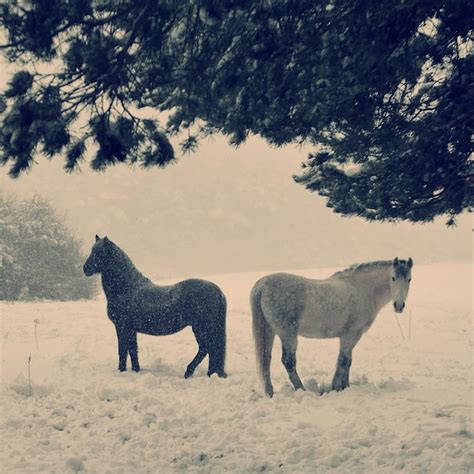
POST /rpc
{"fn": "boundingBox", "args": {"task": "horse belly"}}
[133,307,189,336]
[298,307,348,338]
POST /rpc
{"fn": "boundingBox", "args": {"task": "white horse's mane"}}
[332,260,393,278]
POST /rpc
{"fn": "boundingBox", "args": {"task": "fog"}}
[0,135,471,278]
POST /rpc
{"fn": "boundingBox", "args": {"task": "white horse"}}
[251,258,413,397]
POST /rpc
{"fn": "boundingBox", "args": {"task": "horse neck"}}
[351,264,392,314]
[101,248,145,298]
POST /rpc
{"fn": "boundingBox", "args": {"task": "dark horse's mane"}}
[103,241,150,293]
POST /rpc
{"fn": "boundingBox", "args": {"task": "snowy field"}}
[1,262,472,473]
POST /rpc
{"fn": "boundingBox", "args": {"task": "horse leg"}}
[204,298,227,378]
[128,330,140,372]
[184,324,209,378]
[332,333,362,391]
[261,330,276,397]
[184,348,207,379]
[115,325,128,372]
[281,336,305,391]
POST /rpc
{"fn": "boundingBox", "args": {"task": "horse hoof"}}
[184,372,193,379]
[217,372,227,379]
[118,368,127,372]
[132,367,140,372]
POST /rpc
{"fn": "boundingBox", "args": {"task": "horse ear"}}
[408,257,413,268]
[104,236,109,243]
[393,257,399,266]
[95,234,100,242]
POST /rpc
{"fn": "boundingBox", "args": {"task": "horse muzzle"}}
[83,263,94,276]
[393,301,405,313]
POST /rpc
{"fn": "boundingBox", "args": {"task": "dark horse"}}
[83,235,227,378]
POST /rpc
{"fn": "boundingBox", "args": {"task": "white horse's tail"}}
[251,281,275,397]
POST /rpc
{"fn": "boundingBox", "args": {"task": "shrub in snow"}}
[0,193,97,301]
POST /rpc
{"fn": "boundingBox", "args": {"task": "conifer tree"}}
[1,0,472,223]
[0,193,97,300]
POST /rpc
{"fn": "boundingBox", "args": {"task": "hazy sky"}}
[1,134,471,278]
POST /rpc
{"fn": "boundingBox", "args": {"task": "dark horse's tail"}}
[207,290,227,377]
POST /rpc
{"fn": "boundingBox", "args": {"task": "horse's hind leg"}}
[184,323,209,378]
[332,332,362,391]
[205,296,227,378]
[207,324,227,378]
[260,330,276,397]
[184,348,207,379]
[281,336,305,392]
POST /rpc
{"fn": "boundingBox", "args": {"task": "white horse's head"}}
[390,257,413,313]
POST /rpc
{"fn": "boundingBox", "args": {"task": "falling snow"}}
[1,263,472,473]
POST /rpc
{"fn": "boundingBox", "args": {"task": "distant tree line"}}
[0,193,97,300]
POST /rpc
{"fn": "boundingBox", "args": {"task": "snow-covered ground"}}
[1,262,472,473]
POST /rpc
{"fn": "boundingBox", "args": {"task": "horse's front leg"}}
[332,332,362,391]
[128,330,140,372]
[115,324,128,372]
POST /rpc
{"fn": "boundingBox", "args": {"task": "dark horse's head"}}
[83,235,111,276]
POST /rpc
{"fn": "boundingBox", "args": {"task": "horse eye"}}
[408,278,412,282]
[391,277,395,281]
